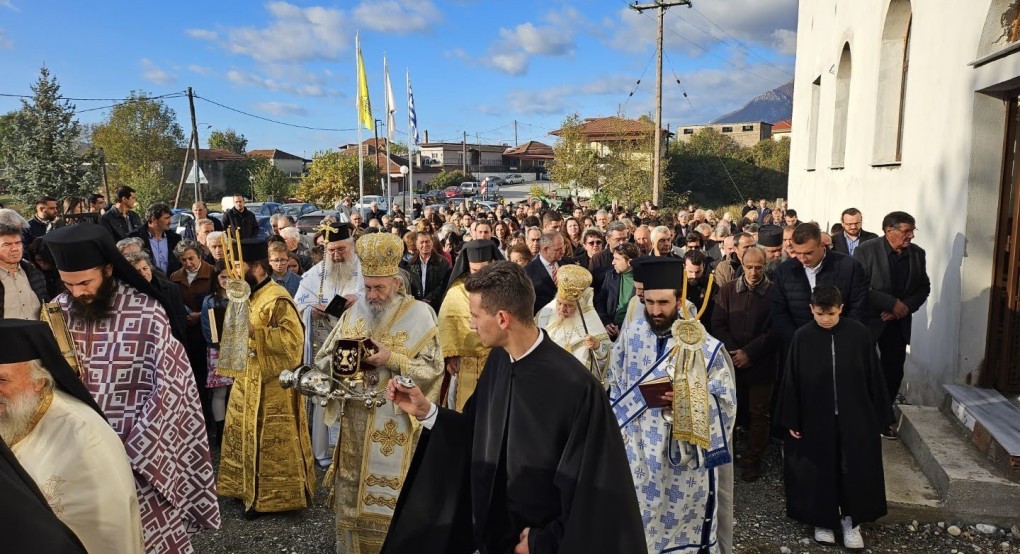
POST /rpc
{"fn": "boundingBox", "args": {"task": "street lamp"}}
[399,165,409,214]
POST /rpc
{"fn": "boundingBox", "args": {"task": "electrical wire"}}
[193,94,358,132]
[623,48,659,107]
[689,6,794,78]
[0,91,188,102]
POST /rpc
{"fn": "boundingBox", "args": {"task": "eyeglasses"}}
[586,240,603,246]
[269,258,289,263]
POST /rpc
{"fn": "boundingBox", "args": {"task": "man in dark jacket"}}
[831,207,879,256]
[524,231,566,314]
[129,203,183,276]
[400,231,451,314]
[711,246,778,482]
[590,221,627,295]
[0,212,48,319]
[683,250,716,334]
[853,211,930,438]
[220,195,259,239]
[99,186,143,242]
[26,196,58,242]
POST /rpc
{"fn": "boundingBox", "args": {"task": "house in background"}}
[549,116,669,162]
[247,149,309,177]
[770,119,792,141]
[676,121,774,147]
[166,147,248,201]
[417,141,507,170]
[503,140,554,176]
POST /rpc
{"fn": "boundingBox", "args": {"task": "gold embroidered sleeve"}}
[399,334,444,404]
[254,298,304,382]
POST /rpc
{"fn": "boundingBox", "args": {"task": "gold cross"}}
[370,419,408,457]
[315,220,340,242]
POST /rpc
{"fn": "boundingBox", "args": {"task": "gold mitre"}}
[356,232,403,277]
[556,264,592,302]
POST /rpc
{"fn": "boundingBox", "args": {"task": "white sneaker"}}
[813,527,836,545]
[841,516,864,550]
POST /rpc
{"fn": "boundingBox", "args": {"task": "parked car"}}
[256,216,274,239]
[475,201,500,213]
[171,211,194,236]
[245,202,283,216]
[280,202,318,217]
[504,174,525,184]
[460,181,481,196]
[354,195,389,212]
[443,186,464,199]
[297,210,345,235]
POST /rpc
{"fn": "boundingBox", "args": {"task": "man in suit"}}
[220,195,259,239]
[590,221,628,295]
[853,211,930,439]
[128,203,183,276]
[831,207,879,257]
[400,231,451,314]
[524,231,566,315]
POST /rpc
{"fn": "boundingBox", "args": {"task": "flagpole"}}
[407,69,414,215]
[356,33,365,207]
[384,55,393,207]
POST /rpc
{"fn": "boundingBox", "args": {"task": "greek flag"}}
[407,72,420,146]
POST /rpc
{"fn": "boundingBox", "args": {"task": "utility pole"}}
[462,131,467,174]
[186,87,202,203]
[514,120,518,146]
[374,119,382,196]
[630,0,691,206]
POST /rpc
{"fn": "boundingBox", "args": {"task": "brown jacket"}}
[171,261,214,323]
[711,276,779,384]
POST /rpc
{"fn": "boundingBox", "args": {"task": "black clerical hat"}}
[0,320,104,418]
[44,223,185,342]
[758,225,782,247]
[463,239,498,263]
[631,256,649,283]
[640,257,684,291]
[322,222,351,242]
[240,238,269,262]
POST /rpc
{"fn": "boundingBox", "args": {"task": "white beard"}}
[365,293,402,330]
[325,256,357,291]
[0,389,42,442]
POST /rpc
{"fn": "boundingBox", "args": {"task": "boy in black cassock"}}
[776,284,893,551]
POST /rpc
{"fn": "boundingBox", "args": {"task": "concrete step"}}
[881,438,945,523]
[899,405,1020,527]
[941,384,1020,482]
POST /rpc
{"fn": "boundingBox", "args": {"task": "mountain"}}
[711,81,794,124]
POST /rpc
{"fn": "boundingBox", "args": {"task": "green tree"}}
[207,129,248,154]
[248,156,292,201]
[388,140,409,156]
[549,113,602,194]
[296,150,379,206]
[91,91,185,207]
[430,169,474,191]
[0,67,100,207]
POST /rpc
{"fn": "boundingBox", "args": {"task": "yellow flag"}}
[356,33,374,131]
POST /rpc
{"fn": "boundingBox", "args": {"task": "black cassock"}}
[776,319,894,529]
[382,331,645,554]
[0,437,87,554]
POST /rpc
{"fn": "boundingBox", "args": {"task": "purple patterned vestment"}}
[56,282,221,553]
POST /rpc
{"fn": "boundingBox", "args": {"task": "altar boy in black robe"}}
[776,284,893,550]
[382,261,645,554]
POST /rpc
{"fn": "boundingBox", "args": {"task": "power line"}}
[687,7,794,78]
[623,48,658,107]
[193,94,358,132]
[0,91,188,102]
[76,93,190,114]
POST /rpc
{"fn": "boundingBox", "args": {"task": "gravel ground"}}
[193,438,1020,554]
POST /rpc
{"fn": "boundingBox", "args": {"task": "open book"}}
[639,376,672,409]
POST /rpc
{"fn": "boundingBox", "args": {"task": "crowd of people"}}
[0,185,930,553]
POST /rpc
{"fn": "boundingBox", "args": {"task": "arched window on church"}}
[873,0,912,164]
[831,43,852,168]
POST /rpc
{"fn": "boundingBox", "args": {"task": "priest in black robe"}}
[776,284,893,548]
[381,261,646,554]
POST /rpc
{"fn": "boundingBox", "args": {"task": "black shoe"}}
[242,507,261,520]
[881,426,899,440]
[214,421,225,449]
[740,464,761,482]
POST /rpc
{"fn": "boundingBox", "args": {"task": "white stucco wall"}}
[788,0,1020,405]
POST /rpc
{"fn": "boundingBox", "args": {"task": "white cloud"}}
[0,29,11,49]
[483,7,583,76]
[0,0,18,11]
[185,28,218,41]
[255,101,308,117]
[606,1,798,59]
[351,0,441,34]
[140,59,176,86]
[188,64,212,75]
[225,68,338,97]
[501,75,635,116]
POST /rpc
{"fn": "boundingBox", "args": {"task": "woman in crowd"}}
[200,261,235,448]
[170,240,216,442]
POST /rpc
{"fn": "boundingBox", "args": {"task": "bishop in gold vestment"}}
[437,239,498,411]
[314,233,444,554]
[218,239,315,513]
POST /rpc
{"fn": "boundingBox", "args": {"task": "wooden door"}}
[984,96,1020,392]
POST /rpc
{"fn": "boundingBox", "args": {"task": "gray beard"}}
[0,389,42,442]
[548,311,581,331]
[325,257,357,292]
[365,293,401,330]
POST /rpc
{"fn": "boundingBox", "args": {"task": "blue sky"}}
[0,0,796,158]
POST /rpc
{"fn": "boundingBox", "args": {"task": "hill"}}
[712,80,794,124]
